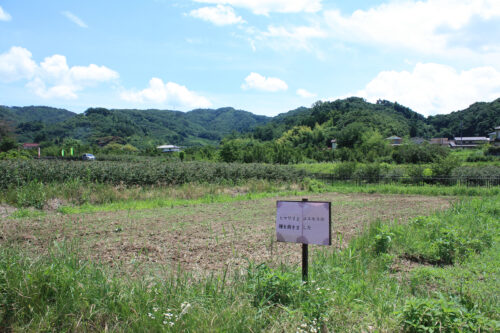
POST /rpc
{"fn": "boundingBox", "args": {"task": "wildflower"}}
[147,313,155,319]
[180,302,191,316]
[153,307,159,312]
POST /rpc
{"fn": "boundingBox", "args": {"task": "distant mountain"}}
[428,98,500,138]
[252,98,435,141]
[251,97,500,141]
[3,97,499,148]
[5,106,270,147]
[0,106,76,124]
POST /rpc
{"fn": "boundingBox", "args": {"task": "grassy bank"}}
[3,179,500,218]
[1,196,498,331]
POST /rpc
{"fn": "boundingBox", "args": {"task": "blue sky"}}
[0,0,499,116]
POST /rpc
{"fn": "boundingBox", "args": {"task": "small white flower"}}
[147,312,155,319]
[180,302,191,316]
[153,307,159,312]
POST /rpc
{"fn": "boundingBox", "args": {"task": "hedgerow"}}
[0,160,306,188]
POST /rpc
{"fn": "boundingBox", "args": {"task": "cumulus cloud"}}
[194,0,322,15]
[62,11,88,28]
[190,5,245,26]
[353,63,500,116]
[296,88,316,98]
[0,6,11,21]
[121,78,212,109]
[324,0,500,56]
[241,72,288,92]
[0,47,37,82]
[0,46,118,99]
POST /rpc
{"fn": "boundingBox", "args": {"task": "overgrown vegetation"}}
[1,196,498,331]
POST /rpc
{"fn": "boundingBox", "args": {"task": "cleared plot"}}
[0,193,451,275]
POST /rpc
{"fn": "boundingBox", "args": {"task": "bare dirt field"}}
[0,193,452,275]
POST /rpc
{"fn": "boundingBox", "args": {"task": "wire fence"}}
[310,173,500,187]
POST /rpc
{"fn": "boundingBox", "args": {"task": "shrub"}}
[16,182,47,209]
[247,264,301,307]
[399,297,498,332]
[372,225,395,254]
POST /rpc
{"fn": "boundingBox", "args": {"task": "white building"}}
[157,144,181,152]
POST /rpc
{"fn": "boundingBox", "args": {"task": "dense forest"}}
[1,97,499,163]
[0,106,269,148]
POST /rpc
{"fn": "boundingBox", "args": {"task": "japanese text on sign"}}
[276,201,331,245]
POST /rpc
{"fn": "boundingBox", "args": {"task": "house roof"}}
[22,143,39,148]
[157,145,179,149]
[454,137,489,141]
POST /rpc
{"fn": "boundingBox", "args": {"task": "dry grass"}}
[0,192,452,275]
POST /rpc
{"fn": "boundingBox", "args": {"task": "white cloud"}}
[261,24,326,51]
[0,47,37,82]
[121,78,212,109]
[0,46,118,99]
[354,63,500,116]
[194,0,322,15]
[296,88,316,98]
[190,5,245,26]
[62,11,88,28]
[241,72,288,92]
[0,6,11,21]
[324,0,500,56]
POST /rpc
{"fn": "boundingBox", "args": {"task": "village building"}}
[430,138,450,146]
[489,126,500,146]
[385,136,402,146]
[452,137,489,148]
[157,144,181,152]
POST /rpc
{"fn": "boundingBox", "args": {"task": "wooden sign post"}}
[276,198,331,282]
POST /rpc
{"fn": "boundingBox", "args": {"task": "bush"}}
[334,162,357,179]
[247,264,300,307]
[372,225,395,254]
[16,182,47,209]
[399,297,498,332]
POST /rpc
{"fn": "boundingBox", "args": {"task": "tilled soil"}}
[0,192,452,275]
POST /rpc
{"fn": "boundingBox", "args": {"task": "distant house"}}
[386,136,402,146]
[410,137,426,145]
[157,144,181,152]
[453,137,489,149]
[330,139,337,149]
[489,126,500,146]
[22,143,39,149]
[430,138,450,146]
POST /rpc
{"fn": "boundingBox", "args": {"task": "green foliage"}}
[373,224,395,254]
[0,149,33,160]
[393,143,449,164]
[396,198,497,265]
[0,160,306,189]
[399,297,498,332]
[15,181,47,209]
[431,155,460,177]
[247,264,300,306]
[428,98,500,138]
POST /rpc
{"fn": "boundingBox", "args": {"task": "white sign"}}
[276,201,331,245]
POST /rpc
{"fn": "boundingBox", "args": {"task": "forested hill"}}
[252,98,435,141]
[428,98,500,137]
[1,106,270,147]
[0,106,76,124]
[2,97,499,149]
[251,97,500,141]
